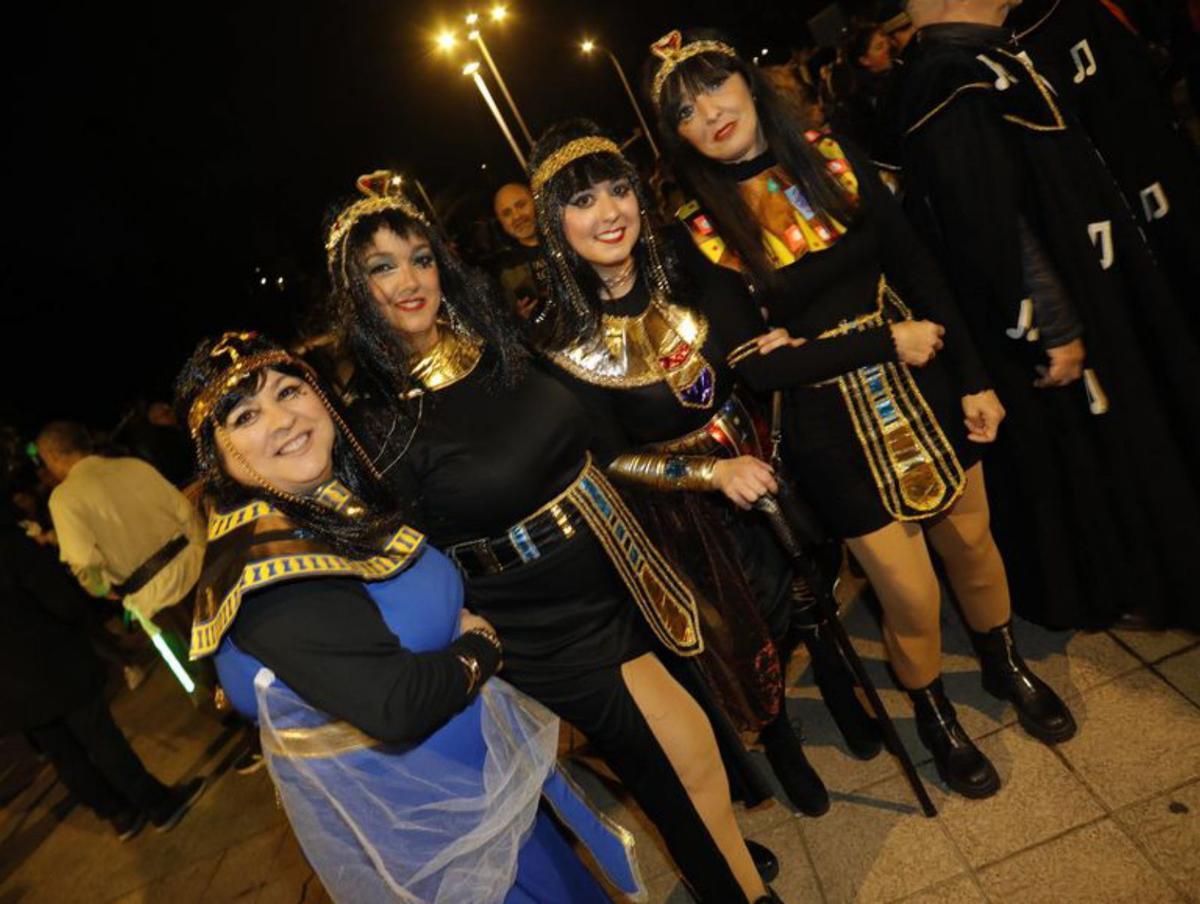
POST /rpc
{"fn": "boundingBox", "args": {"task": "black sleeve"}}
[674,228,899,392]
[847,143,992,394]
[902,96,1080,363]
[232,578,501,744]
[13,533,93,625]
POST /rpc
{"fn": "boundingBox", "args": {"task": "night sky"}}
[6,0,850,430]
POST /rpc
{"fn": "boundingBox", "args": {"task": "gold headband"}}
[530,137,623,195]
[649,29,738,106]
[325,170,426,266]
[186,333,298,438]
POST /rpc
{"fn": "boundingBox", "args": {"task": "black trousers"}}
[28,692,170,819]
[519,659,749,904]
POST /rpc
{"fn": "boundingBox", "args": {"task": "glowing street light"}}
[463,60,528,169]
[580,37,660,159]
[465,7,533,149]
[436,29,457,52]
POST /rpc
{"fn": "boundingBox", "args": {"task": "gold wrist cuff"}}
[455,652,482,696]
[607,453,718,492]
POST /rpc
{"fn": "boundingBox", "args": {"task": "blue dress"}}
[212,545,618,903]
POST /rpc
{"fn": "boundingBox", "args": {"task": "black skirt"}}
[783,356,980,539]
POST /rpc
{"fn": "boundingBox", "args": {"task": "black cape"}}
[881,22,1200,631]
[1010,0,1200,331]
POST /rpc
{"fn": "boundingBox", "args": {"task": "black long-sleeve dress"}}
[678,136,989,538]
[356,343,754,903]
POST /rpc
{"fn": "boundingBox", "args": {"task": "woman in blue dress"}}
[174,331,634,903]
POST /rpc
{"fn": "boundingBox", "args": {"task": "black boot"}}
[760,712,830,816]
[747,839,779,883]
[753,888,783,903]
[908,678,1000,799]
[970,621,1077,745]
[791,597,883,760]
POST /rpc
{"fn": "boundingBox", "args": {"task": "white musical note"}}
[1087,221,1114,270]
[1006,298,1036,340]
[1070,40,1097,84]
[1139,182,1170,221]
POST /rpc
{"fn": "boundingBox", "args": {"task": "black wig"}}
[528,118,683,352]
[325,205,527,438]
[643,27,858,289]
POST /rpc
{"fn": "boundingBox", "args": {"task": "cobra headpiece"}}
[649,29,739,107]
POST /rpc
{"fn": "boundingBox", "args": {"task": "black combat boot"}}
[753,887,784,903]
[970,620,1077,744]
[759,712,830,816]
[791,596,883,760]
[908,678,1000,799]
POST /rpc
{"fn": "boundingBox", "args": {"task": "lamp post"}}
[467,6,534,149]
[580,38,660,159]
[463,61,528,170]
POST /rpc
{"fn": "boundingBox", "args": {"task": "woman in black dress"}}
[643,28,1075,800]
[325,174,778,903]
[527,119,890,818]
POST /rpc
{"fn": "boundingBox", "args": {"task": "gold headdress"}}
[530,137,622,195]
[187,332,295,439]
[649,29,738,107]
[325,170,427,272]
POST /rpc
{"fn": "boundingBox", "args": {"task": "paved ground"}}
[2,599,1198,904]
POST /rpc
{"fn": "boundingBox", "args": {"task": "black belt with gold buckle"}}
[445,497,586,578]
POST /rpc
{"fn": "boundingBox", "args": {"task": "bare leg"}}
[620,653,767,902]
[846,521,942,689]
[924,463,1012,633]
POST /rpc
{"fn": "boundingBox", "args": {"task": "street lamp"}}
[465,8,534,149]
[580,38,660,159]
[463,60,528,170]
[436,29,457,52]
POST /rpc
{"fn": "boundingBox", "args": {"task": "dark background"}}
[5,0,869,429]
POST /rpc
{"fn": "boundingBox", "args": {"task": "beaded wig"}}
[174,331,406,558]
[529,119,682,352]
[325,170,526,433]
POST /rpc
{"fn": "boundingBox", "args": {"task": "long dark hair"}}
[644,27,858,288]
[528,118,683,352]
[326,207,527,438]
[173,333,407,559]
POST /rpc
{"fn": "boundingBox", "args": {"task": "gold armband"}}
[455,653,482,696]
[607,453,719,492]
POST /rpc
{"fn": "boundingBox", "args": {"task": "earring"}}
[440,293,466,334]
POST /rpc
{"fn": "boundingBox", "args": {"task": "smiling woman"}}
[174,331,617,903]
[217,368,337,497]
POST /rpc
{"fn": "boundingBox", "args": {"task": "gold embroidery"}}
[905,82,993,136]
[262,720,383,759]
[190,524,425,659]
[547,298,716,409]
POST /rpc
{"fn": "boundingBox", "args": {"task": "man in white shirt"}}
[36,422,204,622]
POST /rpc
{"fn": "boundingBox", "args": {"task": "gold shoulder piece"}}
[410,328,483,391]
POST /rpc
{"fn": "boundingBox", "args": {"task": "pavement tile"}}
[1057,669,1200,810]
[121,850,225,904]
[921,725,1104,868]
[1113,778,1200,900]
[1109,630,1199,664]
[1157,647,1200,710]
[895,873,985,903]
[976,819,1181,904]
[200,825,286,902]
[800,774,965,904]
